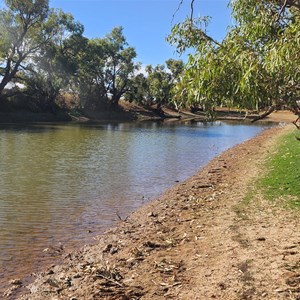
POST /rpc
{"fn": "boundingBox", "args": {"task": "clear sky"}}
[0,0,232,66]
[49,0,232,66]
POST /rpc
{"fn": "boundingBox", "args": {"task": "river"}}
[0,120,272,291]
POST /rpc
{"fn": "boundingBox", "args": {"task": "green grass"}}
[259,129,300,209]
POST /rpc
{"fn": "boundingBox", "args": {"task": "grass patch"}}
[259,129,300,208]
[234,190,254,219]
[243,191,254,206]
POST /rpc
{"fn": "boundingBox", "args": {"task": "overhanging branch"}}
[190,0,195,21]
[172,0,184,23]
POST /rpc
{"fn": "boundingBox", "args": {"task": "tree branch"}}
[200,30,222,47]
[172,0,184,23]
[190,0,195,21]
[276,0,288,22]
[251,105,276,122]
[292,116,300,129]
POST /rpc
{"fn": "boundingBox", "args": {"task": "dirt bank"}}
[4,114,300,300]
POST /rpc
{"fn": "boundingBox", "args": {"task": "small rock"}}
[147,212,158,218]
[103,244,113,253]
[9,279,22,285]
[109,247,118,255]
[218,282,226,290]
[144,241,161,249]
[45,278,60,288]
[198,184,213,188]
[65,277,72,287]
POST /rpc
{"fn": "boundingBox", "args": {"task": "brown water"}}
[0,121,271,291]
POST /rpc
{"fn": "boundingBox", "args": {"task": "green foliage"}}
[0,1,140,111]
[77,27,138,109]
[124,73,149,104]
[125,59,184,108]
[0,0,50,89]
[146,64,173,105]
[20,11,85,111]
[0,1,185,113]
[0,0,85,112]
[259,130,300,208]
[168,0,300,116]
[103,27,138,107]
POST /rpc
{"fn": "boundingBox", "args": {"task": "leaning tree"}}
[168,0,300,126]
[0,0,53,97]
[0,0,83,109]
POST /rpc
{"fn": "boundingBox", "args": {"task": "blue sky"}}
[49,0,232,66]
[0,0,232,66]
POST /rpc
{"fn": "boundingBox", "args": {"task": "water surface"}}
[0,121,271,289]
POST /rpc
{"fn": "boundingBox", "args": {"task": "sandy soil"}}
[264,110,298,123]
[4,112,300,300]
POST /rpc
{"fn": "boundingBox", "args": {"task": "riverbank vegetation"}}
[1,0,300,125]
[0,0,185,119]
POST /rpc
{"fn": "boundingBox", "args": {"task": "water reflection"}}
[0,121,271,289]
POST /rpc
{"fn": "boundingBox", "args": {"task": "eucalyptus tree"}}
[165,58,184,111]
[143,59,184,107]
[0,0,85,111]
[124,73,150,105]
[104,27,139,108]
[145,64,173,108]
[77,38,107,108]
[124,59,184,110]
[78,27,139,109]
[168,0,300,121]
[21,11,85,111]
[0,1,49,96]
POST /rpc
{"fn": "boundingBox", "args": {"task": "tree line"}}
[0,0,184,114]
[1,0,299,123]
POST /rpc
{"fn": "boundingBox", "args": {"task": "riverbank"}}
[5,113,298,300]
[0,102,297,124]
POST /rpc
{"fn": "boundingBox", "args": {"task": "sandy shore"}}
[4,112,300,300]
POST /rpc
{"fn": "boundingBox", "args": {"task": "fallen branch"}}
[97,274,124,288]
[251,106,275,123]
[116,211,128,222]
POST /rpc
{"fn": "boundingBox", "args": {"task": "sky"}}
[49,0,232,66]
[0,0,232,66]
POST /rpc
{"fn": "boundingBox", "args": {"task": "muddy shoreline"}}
[3,112,299,300]
[3,110,300,299]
